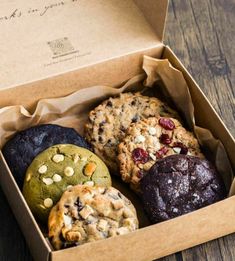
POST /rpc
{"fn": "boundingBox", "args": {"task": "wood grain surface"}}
[0,0,234,260]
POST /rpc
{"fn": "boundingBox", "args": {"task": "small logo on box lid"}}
[47,37,78,58]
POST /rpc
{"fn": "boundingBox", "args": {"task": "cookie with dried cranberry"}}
[48,185,138,250]
[85,92,180,174]
[23,144,111,223]
[2,124,92,189]
[118,117,203,191]
[140,155,226,223]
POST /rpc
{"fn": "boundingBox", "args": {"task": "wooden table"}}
[0,0,234,260]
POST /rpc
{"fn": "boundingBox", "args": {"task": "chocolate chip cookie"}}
[85,92,179,174]
[2,124,92,189]
[23,144,111,223]
[140,155,226,223]
[48,185,138,249]
[118,117,203,191]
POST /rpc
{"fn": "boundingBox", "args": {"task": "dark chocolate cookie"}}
[2,124,91,189]
[140,155,226,223]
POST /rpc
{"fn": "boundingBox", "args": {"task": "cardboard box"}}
[0,0,234,260]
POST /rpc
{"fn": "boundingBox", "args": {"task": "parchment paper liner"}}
[0,55,233,196]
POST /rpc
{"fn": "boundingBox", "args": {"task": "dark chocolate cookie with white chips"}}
[140,155,226,223]
[118,117,204,192]
[85,92,180,174]
[2,124,92,189]
[48,185,139,250]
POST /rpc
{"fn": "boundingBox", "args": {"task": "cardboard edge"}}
[50,196,235,261]
[162,45,235,170]
[0,45,164,111]
[0,152,51,261]
[0,43,234,261]
[134,0,169,43]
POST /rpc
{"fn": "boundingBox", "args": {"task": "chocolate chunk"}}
[74,197,83,211]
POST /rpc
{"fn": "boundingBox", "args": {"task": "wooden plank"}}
[0,0,234,261]
[0,187,32,261]
[164,0,235,260]
[165,0,235,136]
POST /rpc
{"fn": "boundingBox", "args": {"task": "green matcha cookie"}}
[23,144,111,223]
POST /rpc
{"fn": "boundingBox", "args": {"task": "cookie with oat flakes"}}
[85,92,180,174]
[48,185,138,249]
[118,117,204,191]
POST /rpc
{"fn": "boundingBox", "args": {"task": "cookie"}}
[2,124,91,189]
[48,185,138,249]
[118,117,203,191]
[140,155,226,223]
[85,92,180,174]
[23,144,111,223]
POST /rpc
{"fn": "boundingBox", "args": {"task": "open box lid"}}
[0,0,168,90]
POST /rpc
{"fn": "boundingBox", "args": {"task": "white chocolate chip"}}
[79,205,94,219]
[44,198,53,208]
[73,153,80,163]
[97,219,108,231]
[39,204,46,210]
[149,152,156,161]
[148,127,157,135]
[173,147,181,154]
[84,181,95,186]
[52,154,64,163]
[26,173,32,182]
[134,135,146,143]
[42,178,53,185]
[98,187,106,194]
[38,165,47,174]
[87,215,98,224]
[111,200,124,210]
[153,140,161,151]
[53,174,62,182]
[64,166,74,177]
[82,192,94,201]
[116,227,129,235]
[123,218,137,230]
[63,214,72,227]
[123,209,133,218]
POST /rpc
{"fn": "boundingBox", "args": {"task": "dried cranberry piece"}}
[137,170,144,179]
[159,118,175,130]
[156,146,169,159]
[173,142,188,155]
[132,148,149,164]
[160,134,172,144]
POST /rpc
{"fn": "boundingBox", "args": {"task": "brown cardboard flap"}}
[0,46,164,110]
[134,0,168,42]
[0,0,167,91]
[0,152,51,261]
[162,46,235,172]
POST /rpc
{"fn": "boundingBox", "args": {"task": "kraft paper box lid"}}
[0,0,168,91]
